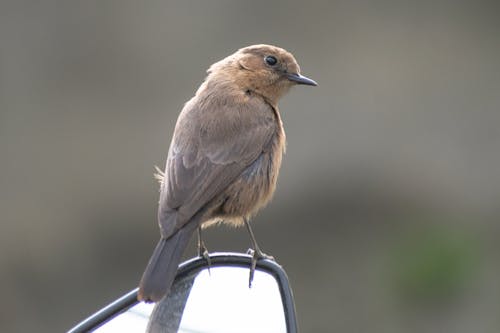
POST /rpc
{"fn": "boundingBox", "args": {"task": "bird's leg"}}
[244,218,274,288]
[197,226,211,273]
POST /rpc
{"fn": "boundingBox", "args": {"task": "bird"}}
[138,44,317,302]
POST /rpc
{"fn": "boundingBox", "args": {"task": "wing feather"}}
[158,95,276,237]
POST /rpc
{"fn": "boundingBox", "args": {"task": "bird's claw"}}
[198,243,211,275]
[247,248,274,288]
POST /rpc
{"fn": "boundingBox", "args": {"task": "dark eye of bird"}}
[264,55,278,66]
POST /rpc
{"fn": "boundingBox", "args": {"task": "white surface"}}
[179,267,286,333]
[93,266,286,333]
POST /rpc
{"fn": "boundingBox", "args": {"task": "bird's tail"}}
[138,226,195,302]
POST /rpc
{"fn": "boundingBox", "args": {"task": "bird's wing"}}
[158,96,277,237]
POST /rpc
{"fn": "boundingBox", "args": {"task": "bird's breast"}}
[217,124,285,224]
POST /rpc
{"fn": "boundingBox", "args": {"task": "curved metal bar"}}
[68,252,298,333]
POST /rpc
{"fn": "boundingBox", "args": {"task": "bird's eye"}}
[264,55,278,66]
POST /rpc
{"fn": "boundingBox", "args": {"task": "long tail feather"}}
[138,226,194,302]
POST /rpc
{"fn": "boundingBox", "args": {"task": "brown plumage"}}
[138,44,317,302]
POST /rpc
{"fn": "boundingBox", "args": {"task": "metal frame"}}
[68,252,298,333]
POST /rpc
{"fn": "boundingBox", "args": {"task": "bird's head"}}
[207,44,317,105]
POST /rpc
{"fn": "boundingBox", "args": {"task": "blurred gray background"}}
[1,1,500,332]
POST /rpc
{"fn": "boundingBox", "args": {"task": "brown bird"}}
[138,44,317,302]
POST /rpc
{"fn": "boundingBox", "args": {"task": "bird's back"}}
[160,83,285,231]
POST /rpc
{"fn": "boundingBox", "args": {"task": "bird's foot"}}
[246,248,274,288]
[198,243,211,275]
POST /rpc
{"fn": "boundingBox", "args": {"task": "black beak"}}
[286,73,318,86]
